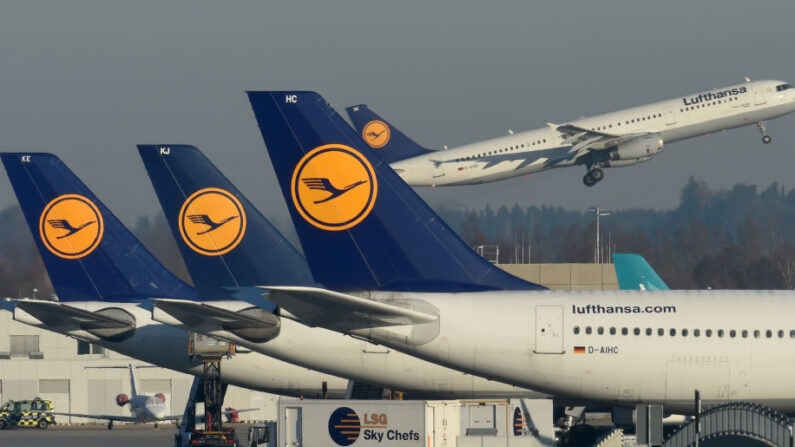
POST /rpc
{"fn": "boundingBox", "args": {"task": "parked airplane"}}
[346,79,795,186]
[0,153,351,399]
[53,364,182,429]
[248,91,795,413]
[136,144,543,399]
[612,253,669,291]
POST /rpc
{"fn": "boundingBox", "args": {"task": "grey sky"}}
[1,0,794,236]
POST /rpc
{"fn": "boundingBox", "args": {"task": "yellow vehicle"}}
[0,398,56,429]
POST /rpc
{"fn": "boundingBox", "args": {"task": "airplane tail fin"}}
[612,253,669,290]
[137,144,314,300]
[345,104,435,163]
[0,153,197,302]
[247,92,543,292]
[128,364,138,397]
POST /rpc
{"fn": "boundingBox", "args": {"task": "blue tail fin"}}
[0,153,197,302]
[247,92,543,292]
[137,144,314,300]
[345,104,435,164]
[612,253,669,290]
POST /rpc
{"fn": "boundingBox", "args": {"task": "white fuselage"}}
[393,80,795,185]
[153,300,541,399]
[128,394,168,422]
[8,301,350,398]
[324,289,795,414]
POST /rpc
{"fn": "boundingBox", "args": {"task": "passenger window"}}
[778,330,784,338]
[633,328,640,336]
[705,329,712,337]
[585,326,592,335]
[694,329,700,337]
[645,328,652,336]
[753,330,760,339]
[730,330,737,338]
[610,327,616,335]
[621,327,628,335]
[742,330,748,338]
[766,330,772,338]
[597,326,604,335]
[657,328,664,336]
[790,330,795,338]
[573,326,580,335]
[717,329,724,337]
[682,329,688,337]
[670,328,676,336]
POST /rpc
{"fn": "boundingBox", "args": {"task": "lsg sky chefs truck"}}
[273,399,554,447]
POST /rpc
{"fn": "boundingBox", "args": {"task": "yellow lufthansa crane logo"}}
[361,120,391,149]
[291,145,378,231]
[39,194,104,259]
[178,188,247,256]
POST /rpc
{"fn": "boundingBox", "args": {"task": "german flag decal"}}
[574,346,586,354]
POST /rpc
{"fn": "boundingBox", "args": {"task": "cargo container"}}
[274,398,554,447]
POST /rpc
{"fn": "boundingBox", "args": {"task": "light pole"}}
[589,207,610,264]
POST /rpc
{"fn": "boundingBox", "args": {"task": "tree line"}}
[1,177,795,295]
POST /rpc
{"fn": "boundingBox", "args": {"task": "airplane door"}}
[534,305,564,354]
[663,106,677,125]
[284,407,302,446]
[754,87,767,105]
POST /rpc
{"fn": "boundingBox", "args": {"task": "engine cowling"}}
[608,134,663,161]
[154,393,166,403]
[116,394,129,407]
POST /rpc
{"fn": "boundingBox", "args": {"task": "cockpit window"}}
[776,84,792,92]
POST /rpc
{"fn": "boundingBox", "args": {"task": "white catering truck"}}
[273,399,554,447]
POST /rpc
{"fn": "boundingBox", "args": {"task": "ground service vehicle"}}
[0,398,55,429]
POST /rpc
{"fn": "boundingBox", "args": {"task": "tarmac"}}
[0,423,253,447]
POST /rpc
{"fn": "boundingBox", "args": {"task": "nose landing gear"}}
[758,121,772,144]
[583,168,604,187]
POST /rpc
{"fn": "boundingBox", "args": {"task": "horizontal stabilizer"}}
[15,300,133,330]
[152,299,280,343]
[258,286,438,331]
[14,300,136,341]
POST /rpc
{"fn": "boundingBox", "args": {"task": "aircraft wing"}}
[13,300,134,331]
[548,122,650,159]
[50,412,143,423]
[436,146,576,171]
[258,286,438,331]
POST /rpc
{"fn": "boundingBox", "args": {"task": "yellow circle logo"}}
[361,120,391,149]
[39,194,104,260]
[291,144,378,231]
[178,188,247,256]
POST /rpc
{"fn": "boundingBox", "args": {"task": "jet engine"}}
[116,394,130,406]
[154,393,166,403]
[608,134,663,161]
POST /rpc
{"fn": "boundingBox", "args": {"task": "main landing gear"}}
[583,168,604,187]
[758,121,772,144]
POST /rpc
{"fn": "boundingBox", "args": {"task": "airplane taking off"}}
[53,365,181,429]
[347,80,795,186]
[0,153,352,399]
[249,91,795,413]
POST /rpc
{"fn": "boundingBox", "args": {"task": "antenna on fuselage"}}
[745,77,751,83]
